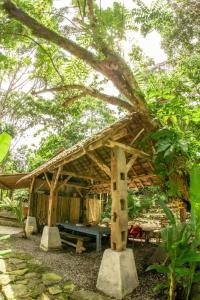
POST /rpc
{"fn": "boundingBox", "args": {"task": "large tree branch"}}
[3,1,100,65]
[3,0,149,115]
[34,84,134,111]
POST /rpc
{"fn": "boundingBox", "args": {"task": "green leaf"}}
[158,199,176,226]
[146,264,169,274]
[0,249,11,256]
[0,235,10,241]
[175,267,190,276]
[177,252,200,264]
[0,132,12,163]
[156,141,171,153]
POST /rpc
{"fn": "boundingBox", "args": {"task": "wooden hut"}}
[18,112,159,299]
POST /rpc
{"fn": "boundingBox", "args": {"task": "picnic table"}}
[58,223,110,252]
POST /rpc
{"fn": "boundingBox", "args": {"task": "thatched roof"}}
[0,173,30,189]
[19,112,160,192]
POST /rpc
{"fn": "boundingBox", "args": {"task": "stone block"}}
[40,226,62,251]
[96,248,139,299]
[25,216,38,235]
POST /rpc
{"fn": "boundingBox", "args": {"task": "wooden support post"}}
[111,146,128,251]
[28,177,35,217]
[48,167,62,227]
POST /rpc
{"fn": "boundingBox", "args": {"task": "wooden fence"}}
[33,194,102,225]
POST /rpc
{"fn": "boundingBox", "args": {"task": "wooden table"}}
[58,223,110,252]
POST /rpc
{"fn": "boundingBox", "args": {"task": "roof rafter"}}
[87,152,111,178]
[106,140,150,158]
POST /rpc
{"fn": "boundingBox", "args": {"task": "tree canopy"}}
[0,0,199,198]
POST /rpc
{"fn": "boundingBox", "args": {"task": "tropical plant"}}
[0,197,27,237]
[147,200,200,300]
[0,131,11,163]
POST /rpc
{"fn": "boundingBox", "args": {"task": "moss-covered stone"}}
[0,274,15,285]
[48,285,62,295]
[63,281,76,293]
[25,272,41,279]
[42,273,62,286]
[2,283,30,299]
[7,268,28,276]
[31,283,46,298]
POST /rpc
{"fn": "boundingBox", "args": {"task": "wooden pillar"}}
[111,146,128,251]
[28,177,35,217]
[9,189,13,203]
[48,167,62,227]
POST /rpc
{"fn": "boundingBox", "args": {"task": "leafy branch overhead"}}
[2,0,149,115]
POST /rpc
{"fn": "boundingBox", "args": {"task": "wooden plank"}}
[106,140,150,157]
[70,197,81,223]
[87,152,111,177]
[60,231,91,241]
[86,197,101,224]
[60,239,86,253]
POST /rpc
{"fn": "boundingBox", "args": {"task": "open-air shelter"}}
[18,112,159,299]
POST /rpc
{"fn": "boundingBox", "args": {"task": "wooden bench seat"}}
[60,231,91,254]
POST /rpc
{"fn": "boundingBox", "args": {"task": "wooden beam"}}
[88,173,158,189]
[49,170,108,182]
[130,128,144,145]
[87,152,111,178]
[28,177,35,217]
[52,148,86,170]
[63,182,89,190]
[35,180,46,192]
[106,140,149,157]
[75,188,83,197]
[44,172,51,189]
[48,167,62,227]
[58,175,72,189]
[111,146,128,251]
[126,155,138,173]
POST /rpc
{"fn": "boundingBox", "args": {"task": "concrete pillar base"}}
[40,226,62,251]
[96,248,139,299]
[25,216,37,235]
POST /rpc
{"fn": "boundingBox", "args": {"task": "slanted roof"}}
[0,173,30,189]
[19,112,160,192]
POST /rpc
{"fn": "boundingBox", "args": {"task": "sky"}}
[15,0,167,150]
[53,0,167,63]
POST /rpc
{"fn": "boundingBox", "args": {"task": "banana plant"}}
[147,200,200,300]
[0,131,11,163]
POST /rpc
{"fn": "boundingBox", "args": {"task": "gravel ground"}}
[2,233,165,300]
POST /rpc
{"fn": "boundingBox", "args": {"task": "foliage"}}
[147,201,200,300]
[0,196,26,225]
[102,187,165,221]
[0,131,11,163]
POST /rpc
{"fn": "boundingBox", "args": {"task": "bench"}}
[60,231,91,254]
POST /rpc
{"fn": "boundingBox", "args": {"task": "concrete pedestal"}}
[96,248,139,299]
[25,216,37,235]
[40,226,62,251]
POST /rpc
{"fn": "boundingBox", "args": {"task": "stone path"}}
[0,251,111,300]
[0,226,22,235]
